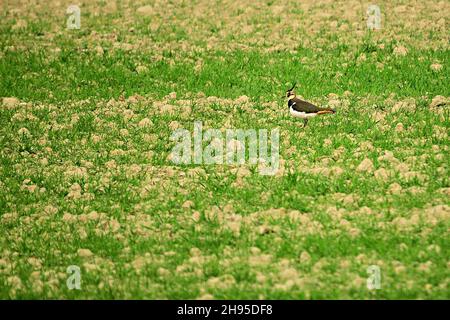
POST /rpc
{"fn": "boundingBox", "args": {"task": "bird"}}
[285,83,335,126]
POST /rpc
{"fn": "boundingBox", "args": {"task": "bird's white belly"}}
[289,107,318,118]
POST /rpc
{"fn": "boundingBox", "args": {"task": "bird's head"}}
[285,83,297,99]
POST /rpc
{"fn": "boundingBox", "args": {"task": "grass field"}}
[0,0,449,299]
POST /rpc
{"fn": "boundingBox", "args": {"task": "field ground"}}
[0,0,449,299]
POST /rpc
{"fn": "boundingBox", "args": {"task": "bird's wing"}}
[290,98,324,113]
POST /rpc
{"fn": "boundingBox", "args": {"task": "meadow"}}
[0,0,448,299]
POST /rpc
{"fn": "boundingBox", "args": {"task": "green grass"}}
[0,0,449,299]
[1,40,448,102]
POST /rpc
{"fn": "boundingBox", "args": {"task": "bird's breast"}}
[289,106,318,118]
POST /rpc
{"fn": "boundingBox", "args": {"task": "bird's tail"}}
[317,108,335,115]
[326,106,336,113]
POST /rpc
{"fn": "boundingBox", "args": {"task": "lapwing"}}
[285,83,335,126]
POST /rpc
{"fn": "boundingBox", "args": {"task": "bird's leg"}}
[303,118,308,127]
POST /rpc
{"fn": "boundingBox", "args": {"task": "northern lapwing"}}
[285,83,335,126]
